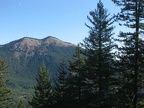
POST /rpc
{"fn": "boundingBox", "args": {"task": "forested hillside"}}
[0,36,76,94]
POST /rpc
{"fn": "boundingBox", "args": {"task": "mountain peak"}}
[43,36,56,40]
[42,36,75,47]
[15,37,41,49]
[5,36,75,52]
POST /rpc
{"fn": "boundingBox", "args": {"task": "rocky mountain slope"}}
[0,36,76,90]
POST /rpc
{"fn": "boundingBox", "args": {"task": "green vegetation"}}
[54,60,69,108]
[17,100,25,108]
[0,60,12,108]
[80,1,117,107]
[1,0,144,108]
[29,63,54,108]
[66,45,85,108]
[112,0,144,107]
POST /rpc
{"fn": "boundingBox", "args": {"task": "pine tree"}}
[29,63,54,108]
[112,0,144,107]
[0,60,12,108]
[67,45,86,108]
[81,0,116,107]
[17,100,25,108]
[54,60,68,108]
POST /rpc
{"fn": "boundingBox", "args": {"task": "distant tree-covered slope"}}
[0,36,76,91]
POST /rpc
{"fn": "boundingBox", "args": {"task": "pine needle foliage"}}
[112,0,144,107]
[29,63,54,108]
[67,45,86,108]
[81,0,116,107]
[54,60,69,108]
[0,60,12,108]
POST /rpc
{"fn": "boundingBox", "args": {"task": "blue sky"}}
[0,0,120,45]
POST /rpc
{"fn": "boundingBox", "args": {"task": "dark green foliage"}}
[112,0,144,107]
[29,63,54,108]
[54,60,69,108]
[54,46,86,108]
[0,60,12,108]
[81,0,116,107]
[17,100,25,108]
[67,45,86,108]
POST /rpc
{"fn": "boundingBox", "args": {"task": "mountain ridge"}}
[2,36,75,47]
[1,36,76,58]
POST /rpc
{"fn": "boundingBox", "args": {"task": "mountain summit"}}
[8,36,74,50]
[2,36,75,57]
[42,36,74,47]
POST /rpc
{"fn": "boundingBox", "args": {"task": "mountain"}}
[0,36,76,93]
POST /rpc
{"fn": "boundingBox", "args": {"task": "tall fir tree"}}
[81,0,116,107]
[54,60,69,108]
[29,63,54,108]
[112,0,144,107]
[0,60,12,108]
[67,45,86,108]
[17,100,25,108]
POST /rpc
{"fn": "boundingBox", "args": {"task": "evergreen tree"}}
[81,0,116,107]
[17,100,25,108]
[29,63,54,108]
[67,45,86,108]
[54,60,68,108]
[112,0,144,107]
[0,60,12,108]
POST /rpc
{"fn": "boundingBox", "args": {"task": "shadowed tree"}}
[54,60,69,108]
[0,60,12,108]
[112,0,144,107]
[67,45,86,108]
[29,63,54,108]
[17,100,25,108]
[81,0,116,107]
